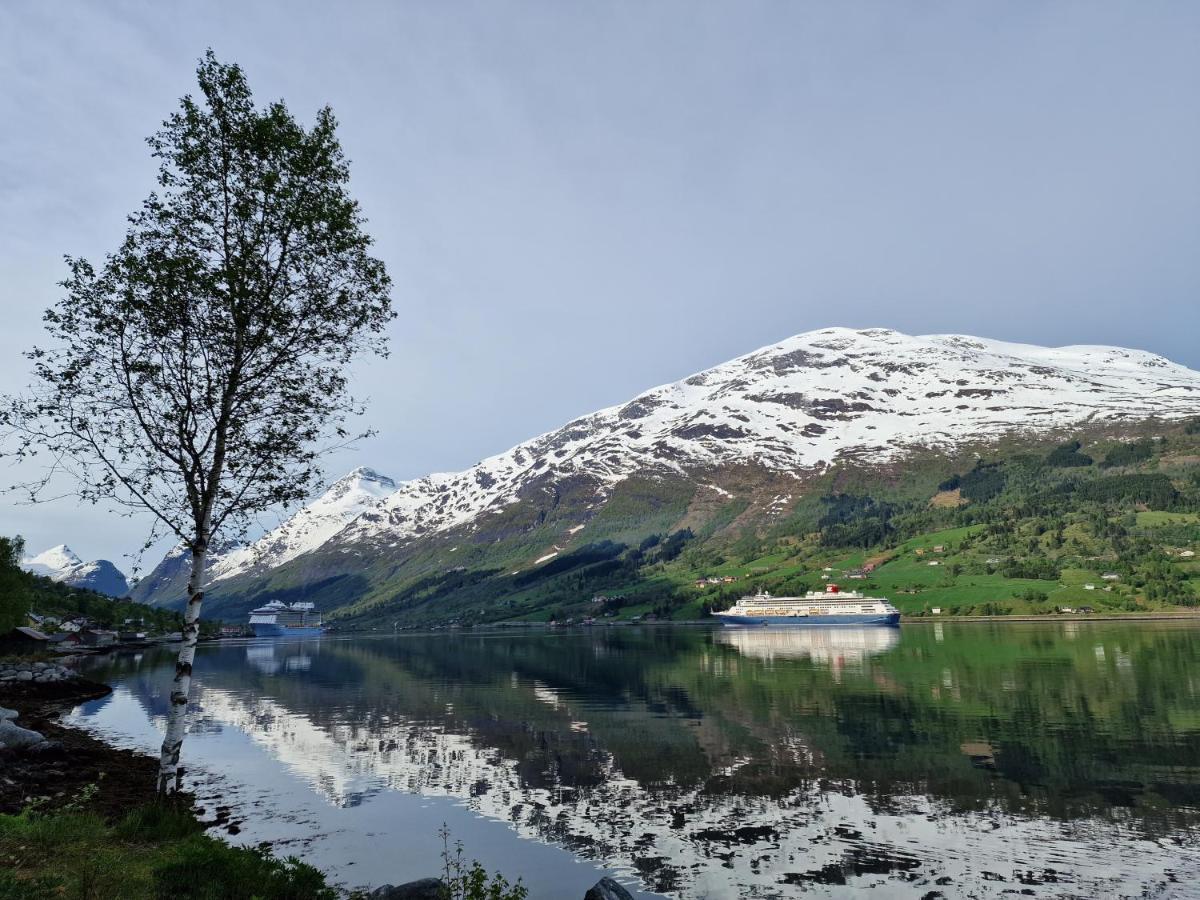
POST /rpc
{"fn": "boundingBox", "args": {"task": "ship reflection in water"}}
[715,624,899,667]
[70,624,1200,899]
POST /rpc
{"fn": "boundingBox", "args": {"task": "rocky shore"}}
[0,673,166,820]
[0,658,76,684]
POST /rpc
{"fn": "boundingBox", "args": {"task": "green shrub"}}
[439,825,528,900]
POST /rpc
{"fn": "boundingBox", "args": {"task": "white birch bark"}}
[156,542,208,794]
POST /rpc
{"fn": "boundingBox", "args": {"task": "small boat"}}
[248,601,326,637]
[713,584,900,626]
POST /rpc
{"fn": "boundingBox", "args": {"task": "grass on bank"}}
[0,801,335,900]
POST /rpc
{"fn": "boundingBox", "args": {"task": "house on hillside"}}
[933,545,946,553]
[1180,550,1196,559]
[1101,572,1121,581]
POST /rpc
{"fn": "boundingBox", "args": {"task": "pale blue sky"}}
[2,1,1198,567]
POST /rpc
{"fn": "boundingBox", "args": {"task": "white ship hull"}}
[715,611,900,626]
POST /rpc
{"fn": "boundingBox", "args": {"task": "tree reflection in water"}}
[75,623,1200,897]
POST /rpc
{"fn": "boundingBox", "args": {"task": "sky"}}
[1,1,1198,569]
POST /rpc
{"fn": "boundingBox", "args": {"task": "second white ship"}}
[713,585,900,626]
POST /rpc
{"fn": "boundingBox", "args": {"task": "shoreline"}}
[322,609,1200,635]
[900,610,1200,624]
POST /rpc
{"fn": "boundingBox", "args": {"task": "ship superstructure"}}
[713,585,900,626]
[248,601,325,637]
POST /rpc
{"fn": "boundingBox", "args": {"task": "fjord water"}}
[71,623,1200,898]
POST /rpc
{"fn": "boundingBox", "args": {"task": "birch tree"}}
[2,52,393,792]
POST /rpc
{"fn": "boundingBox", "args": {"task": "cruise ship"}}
[248,601,326,637]
[713,585,900,626]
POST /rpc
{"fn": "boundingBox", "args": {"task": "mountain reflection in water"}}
[72,624,1200,899]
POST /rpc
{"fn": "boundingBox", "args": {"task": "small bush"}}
[440,825,528,900]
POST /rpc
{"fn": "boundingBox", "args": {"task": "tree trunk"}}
[157,543,208,794]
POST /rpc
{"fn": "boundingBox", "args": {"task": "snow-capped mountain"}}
[208,467,397,583]
[135,327,1200,610]
[338,327,1200,546]
[133,468,400,602]
[22,544,84,578]
[22,544,130,597]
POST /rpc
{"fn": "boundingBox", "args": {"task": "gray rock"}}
[14,671,33,682]
[0,720,46,749]
[585,877,636,900]
[369,878,445,899]
[0,707,17,721]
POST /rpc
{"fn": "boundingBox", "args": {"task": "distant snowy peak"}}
[21,544,129,597]
[209,466,398,582]
[22,544,83,578]
[341,327,1200,546]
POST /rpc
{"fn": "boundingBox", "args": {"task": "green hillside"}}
[328,419,1200,628]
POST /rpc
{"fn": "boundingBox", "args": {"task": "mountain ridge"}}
[131,327,1200,618]
[21,543,130,598]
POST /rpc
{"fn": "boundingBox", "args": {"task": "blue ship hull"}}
[250,624,326,638]
[715,613,900,627]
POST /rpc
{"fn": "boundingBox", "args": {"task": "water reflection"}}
[73,624,1200,898]
[715,624,899,665]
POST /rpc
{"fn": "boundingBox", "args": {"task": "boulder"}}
[0,719,46,750]
[14,670,33,682]
[369,880,445,900]
[0,707,17,721]
[24,739,64,756]
[585,877,635,900]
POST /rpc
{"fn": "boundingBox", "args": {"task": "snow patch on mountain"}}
[22,544,84,578]
[337,327,1200,548]
[21,544,130,597]
[209,467,398,583]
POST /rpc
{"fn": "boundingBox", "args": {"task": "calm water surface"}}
[70,622,1200,898]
